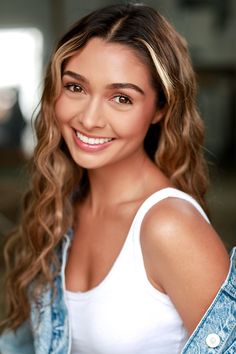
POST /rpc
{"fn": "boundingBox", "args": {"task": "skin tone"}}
[55,37,229,335]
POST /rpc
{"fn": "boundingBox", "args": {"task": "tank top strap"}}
[131,187,209,233]
[129,188,210,282]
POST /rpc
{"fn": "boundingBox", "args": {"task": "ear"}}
[151,106,166,124]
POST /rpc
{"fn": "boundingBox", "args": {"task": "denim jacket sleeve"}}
[181,247,236,353]
[0,319,34,354]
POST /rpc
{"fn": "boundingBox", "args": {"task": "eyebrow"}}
[63,70,88,84]
[107,83,144,95]
[63,70,145,95]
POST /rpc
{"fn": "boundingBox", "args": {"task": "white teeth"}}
[76,131,113,145]
[89,138,95,144]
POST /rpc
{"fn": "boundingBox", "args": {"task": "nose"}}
[77,97,106,130]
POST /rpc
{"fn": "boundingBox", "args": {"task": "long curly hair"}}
[1,3,209,330]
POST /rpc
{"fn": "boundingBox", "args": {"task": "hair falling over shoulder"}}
[1,76,82,330]
[1,3,209,330]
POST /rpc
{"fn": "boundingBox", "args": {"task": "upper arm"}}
[140,197,230,334]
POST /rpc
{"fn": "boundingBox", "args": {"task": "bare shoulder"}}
[140,197,230,334]
[141,196,228,259]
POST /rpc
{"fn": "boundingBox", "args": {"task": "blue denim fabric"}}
[0,233,235,354]
[0,320,34,354]
[181,247,236,353]
[0,232,72,354]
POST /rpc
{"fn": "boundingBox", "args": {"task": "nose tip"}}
[80,116,105,130]
[78,99,106,130]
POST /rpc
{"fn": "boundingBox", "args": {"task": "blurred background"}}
[0,0,235,319]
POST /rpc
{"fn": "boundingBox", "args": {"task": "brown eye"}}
[64,83,84,93]
[113,95,132,104]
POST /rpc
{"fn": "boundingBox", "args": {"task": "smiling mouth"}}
[75,130,114,145]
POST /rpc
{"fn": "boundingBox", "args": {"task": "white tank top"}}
[65,188,209,354]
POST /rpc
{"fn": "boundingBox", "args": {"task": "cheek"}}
[54,96,77,124]
[116,106,156,138]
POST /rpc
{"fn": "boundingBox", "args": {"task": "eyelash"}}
[64,83,84,93]
[113,94,132,105]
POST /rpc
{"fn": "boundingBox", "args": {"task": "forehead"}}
[64,37,153,86]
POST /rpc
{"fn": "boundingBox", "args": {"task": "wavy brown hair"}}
[1,3,209,330]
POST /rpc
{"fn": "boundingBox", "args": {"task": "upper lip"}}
[74,128,114,140]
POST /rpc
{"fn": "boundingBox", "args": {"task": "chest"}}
[65,204,139,292]
[63,214,187,354]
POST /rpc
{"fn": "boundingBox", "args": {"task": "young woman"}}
[0,3,235,354]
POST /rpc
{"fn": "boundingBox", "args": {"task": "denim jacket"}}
[0,231,235,354]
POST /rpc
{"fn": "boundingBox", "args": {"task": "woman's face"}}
[55,37,162,170]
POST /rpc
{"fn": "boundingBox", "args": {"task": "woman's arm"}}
[140,197,230,334]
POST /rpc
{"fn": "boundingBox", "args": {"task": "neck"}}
[85,151,158,213]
